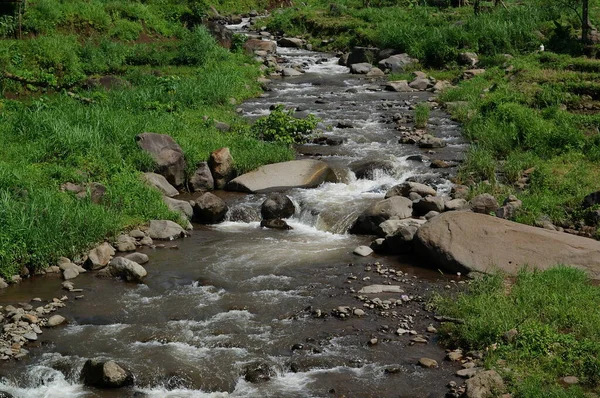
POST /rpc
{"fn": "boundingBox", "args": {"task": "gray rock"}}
[243,39,277,54]
[209,147,234,190]
[457,367,480,378]
[378,53,418,73]
[163,196,193,219]
[192,192,228,224]
[142,172,178,197]
[465,370,504,398]
[243,362,275,383]
[451,184,470,200]
[228,206,261,223]
[463,69,486,79]
[358,285,404,294]
[418,358,438,368]
[346,46,379,65]
[136,133,186,188]
[108,257,147,283]
[261,193,295,220]
[226,160,336,193]
[350,160,395,180]
[84,242,115,271]
[129,229,145,239]
[0,278,7,289]
[350,197,413,235]
[46,315,66,327]
[385,182,436,199]
[350,63,373,74]
[425,210,440,220]
[140,236,153,246]
[115,234,136,252]
[385,80,412,92]
[414,196,445,215]
[189,162,214,192]
[353,246,373,256]
[409,77,431,90]
[445,198,468,211]
[282,68,303,77]
[366,67,385,77]
[458,52,479,67]
[469,194,499,214]
[63,268,79,280]
[124,252,149,265]
[260,219,292,230]
[415,211,600,279]
[23,332,37,341]
[495,195,522,219]
[81,359,134,388]
[278,37,304,48]
[383,224,419,254]
[417,134,446,149]
[147,220,186,240]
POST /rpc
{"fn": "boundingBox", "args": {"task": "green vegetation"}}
[433,267,600,397]
[414,103,430,129]
[250,104,319,144]
[0,0,294,277]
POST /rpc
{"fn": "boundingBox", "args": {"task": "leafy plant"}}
[250,105,319,144]
[414,103,430,128]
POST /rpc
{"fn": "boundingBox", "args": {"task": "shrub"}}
[414,103,430,129]
[250,105,319,144]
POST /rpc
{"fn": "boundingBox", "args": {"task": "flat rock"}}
[226,160,335,193]
[418,358,438,368]
[147,220,186,240]
[124,252,149,265]
[63,268,79,280]
[46,315,66,327]
[142,172,178,197]
[282,68,302,77]
[457,367,480,378]
[465,370,504,398]
[358,285,404,294]
[353,246,373,256]
[163,196,193,219]
[415,212,600,279]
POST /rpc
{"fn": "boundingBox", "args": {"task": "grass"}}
[0,0,295,277]
[432,266,600,397]
[414,103,430,129]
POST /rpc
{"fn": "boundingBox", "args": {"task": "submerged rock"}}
[261,193,295,220]
[81,359,134,388]
[260,219,292,230]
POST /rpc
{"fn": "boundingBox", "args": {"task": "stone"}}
[115,234,136,252]
[424,211,439,220]
[189,162,214,192]
[418,358,438,368]
[385,80,412,92]
[350,63,373,74]
[0,278,7,289]
[226,160,336,193]
[417,134,446,148]
[81,359,134,388]
[447,350,463,361]
[353,309,365,316]
[129,230,145,239]
[88,182,106,204]
[109,257,147,283]
[385,182,436,199]
[278,37,304,48]
[63,268,79,280]
[282,68,303,77]
[452,185,470,200]
[243,362,274,383]
[209,147,234,190]
[383,224,420,254]
[205,21,233,48]
[46,315,66,327]
[495,195,523,219]
[228,206,261,223]
[163,196,193,220]
[147,220,186,240]
[378,53,418,73]
[23,332,37,341]
[413,196,445,215]
[350,160,395,180]
[445,198,468,211]
[192,192,228,224]
[350,196,413,235]
[562,376,579,385]
[366,67,385,77]
[136,133,186,187]
[415,211,600,279]
[140,236,153,246]
[430,159,451,169]
[470,194,499,215]
[243,39,277,54]
[124,253,149,265]
[261,193,295,220]
[260,219,292,230]
[458,52,479,67]
[142,173,179,197]
[347,47,379,65]
[358,285,404,294]
[463,69,486,80]
[465,370,505,398]
[337,120,354,129]
[353,246,373,256]
[84,242,115,270]
[409,77,431,91]
[432,80,453,93]
[378,218,425,237]
[457,368,480,378]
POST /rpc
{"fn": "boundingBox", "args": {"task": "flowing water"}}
[0,29,467,398]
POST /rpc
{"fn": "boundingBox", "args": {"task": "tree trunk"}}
[582,0,591,44]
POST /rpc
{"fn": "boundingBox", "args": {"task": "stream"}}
[0,26,468,398]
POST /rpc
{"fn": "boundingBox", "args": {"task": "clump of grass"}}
[432,266,600,396]
[414,103,430,129]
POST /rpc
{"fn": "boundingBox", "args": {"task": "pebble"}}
[446,350,463,361]
[426,325,437,333]
[368,338,378,346]
[353,309,365,317]
[23,332,37,341]
[410,336,428,344]
[562,376,579,385]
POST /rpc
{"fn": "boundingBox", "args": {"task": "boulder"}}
[192,192,228,224]
[260,219,292,230]
[415,212,600,279]
[417,134,446,148]
[385,182,436,199]
[378,218,426,238]
[385,80,412,92]
[115,234,136,252]
[226,160,335,193]
[353,246,373,256]
[243,362,275,383]
[204,21,233,49]
[469,194,498,214]
[282,68,303,77]
[413,196,445,215]
[81,359,134,389]
[108,257,147,283]
[147,220,186,240]
[163,196,193,219]
[378,53,418,73]
[495,195,522,219]
[228,206,261,223]
[243,39,277,54]
[63,268,79,280]
[451,185,470,200]
[142,173,178,197]
[136,133,186,188]
[189,162,214,192]
[350,196,413,235]
[84,242,115,270]
[350,63,372,74]
[209,147,234,190]
[465,370,504,398]
[347,47,379,65]
[383,224,419,254]
[409,77,431,91]
[366,67,385,77]
[278,37,304,48]
[46,315,66,327]
[124,252,149,265]
[445,198,468,211]
[350,160,395,180]
[261,193,295,220]
[458,52,479,67]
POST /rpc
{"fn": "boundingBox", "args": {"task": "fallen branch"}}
[1,71,54,88]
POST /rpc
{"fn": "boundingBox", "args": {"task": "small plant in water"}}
[414,103,430,129]
[250,104,319,144]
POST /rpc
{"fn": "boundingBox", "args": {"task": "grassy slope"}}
[0,0,294,277]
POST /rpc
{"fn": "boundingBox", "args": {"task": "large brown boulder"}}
[189,162,214,192]
[349,196,413,235]
[261,193,295,220]
[136,133,186,188]
[415,212,600,279]
[209,148,234,190]
[192,192,228,224]
[225,160,336,193]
